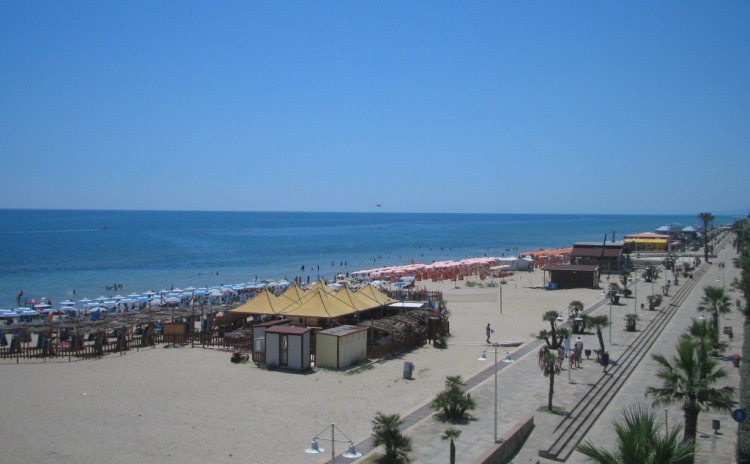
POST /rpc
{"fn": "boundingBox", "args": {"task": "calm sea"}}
[0,209,735,308]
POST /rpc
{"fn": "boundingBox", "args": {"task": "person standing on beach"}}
[16,290,23,306]
[486,323,494,343]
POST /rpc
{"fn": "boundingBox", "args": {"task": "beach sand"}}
[0,269,612,463]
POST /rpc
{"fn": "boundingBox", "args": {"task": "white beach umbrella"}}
[60,300,76,306]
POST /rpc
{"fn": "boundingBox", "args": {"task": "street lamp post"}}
[609,299,613,343]
[478,343,513,442]
[499,285,503,315]
[305,423,361,463]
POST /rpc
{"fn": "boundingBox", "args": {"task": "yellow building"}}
[624,232,670,252]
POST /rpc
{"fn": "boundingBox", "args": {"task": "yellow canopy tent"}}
[305,280,336,294]
[229,289,287,316]
[275,282,309,311]
[328,285,369,311]
[355,283,399,306]
[280,289,358,319]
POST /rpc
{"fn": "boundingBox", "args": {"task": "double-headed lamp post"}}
[478,343,514,442]
[305,423,361,463]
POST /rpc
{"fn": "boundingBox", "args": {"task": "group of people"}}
[566,336,585,368]
[485,323,606,373]
[535,336,586,370]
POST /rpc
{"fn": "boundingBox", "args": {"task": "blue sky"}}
[1,1,748,215]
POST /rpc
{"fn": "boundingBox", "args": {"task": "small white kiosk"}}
[264,325,312,371]
[251,320,290,363]
[315,325,368,370]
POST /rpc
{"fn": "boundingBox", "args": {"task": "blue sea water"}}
[0,209,736,308]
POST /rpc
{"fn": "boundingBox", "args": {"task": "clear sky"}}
[1,1,748,215]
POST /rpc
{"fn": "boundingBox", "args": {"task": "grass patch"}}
[536,405,567,415]
[358,453,409,464]
[345,364,375,375]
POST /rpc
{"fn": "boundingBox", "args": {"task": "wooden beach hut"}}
[264,325,312,371]
[315,325,368,370]
[569,241,627,272]
[541,264,600,289]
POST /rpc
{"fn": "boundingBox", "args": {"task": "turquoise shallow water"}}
[0,209,733,308]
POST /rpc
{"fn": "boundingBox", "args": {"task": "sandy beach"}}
[0,270,616,464]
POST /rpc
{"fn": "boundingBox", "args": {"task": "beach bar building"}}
[263,325,312,371]
[541,264,600,289]
[624,232,670,252]
[315,324,368,370]
[569,242,627,272]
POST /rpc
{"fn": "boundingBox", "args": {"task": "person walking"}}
[574,337,584,366]
[486,323,494,343]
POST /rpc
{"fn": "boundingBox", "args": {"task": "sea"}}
[0,209,737,309]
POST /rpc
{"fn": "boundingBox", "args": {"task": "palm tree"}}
[430,375,476,422]
[646,335,735,448]
[542,350,560,411]
[371,411,412,463]
[441,427,461,464]
[687,317,728,355]
[577,404,695,463]
[698,285,732,330]
[587,314,610,356]
[569,300,585,334]
[643,265,660,283]
[608,283,623,303]
[731,218,749,253]
[538,310,567,349]
[699,212,715,262]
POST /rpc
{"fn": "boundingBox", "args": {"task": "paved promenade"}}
[346,234,742,464]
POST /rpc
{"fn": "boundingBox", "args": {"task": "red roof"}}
[541,264,599,272]
[570,248,622,258]
[265,325,312,335]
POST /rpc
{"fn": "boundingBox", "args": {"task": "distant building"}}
[569,241,627,271]
[624,232,670,252]
[541,264,600,289]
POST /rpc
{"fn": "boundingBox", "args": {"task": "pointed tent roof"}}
[328,285,375,312]
[306,280,335,294]
[276,283,308,311]
[280,289,357,319]
[355,283,400,306]
[229,289,286,316]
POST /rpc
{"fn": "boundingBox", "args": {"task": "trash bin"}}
[403,362,414,380]
[733,353,741,368]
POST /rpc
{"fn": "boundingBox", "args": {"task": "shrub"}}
[430,375,476,422]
